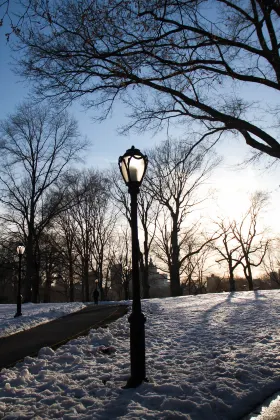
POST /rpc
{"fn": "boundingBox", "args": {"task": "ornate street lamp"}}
[123,265,130,301]
[14,245,25,318]
[95,279,98,289]
[118,145,148,388]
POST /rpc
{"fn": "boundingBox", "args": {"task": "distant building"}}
[108,259,170,300]
[207,274,223,293]
[147,258,170,298]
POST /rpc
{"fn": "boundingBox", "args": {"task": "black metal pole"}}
[125,184,146,388]
[14,254,22,318]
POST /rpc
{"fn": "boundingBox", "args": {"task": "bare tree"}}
[0,1,32,41]
[0,230,21,302]
[67,170,106,301]
[0,102,86,302]
[107,227,132,300]
[232,192,270,290]
[148,139,220,296]
[15,0,280,160]
[262,238,280,286]
[137,183,160,298]
[212,218,243,292]
[50,208,78,302]
[152,208,172,277]
[59,168,115,301]
[181,238,213,295]
[36,231,65,303]
[91,198,117,301]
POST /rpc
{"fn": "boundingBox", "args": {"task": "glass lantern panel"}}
[120,158,129,183]
[126,155,145,182]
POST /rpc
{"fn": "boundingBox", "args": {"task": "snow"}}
[0,301,122,338]
[244,391,280,420]
[1,291,280,419]
[0,302,87,338]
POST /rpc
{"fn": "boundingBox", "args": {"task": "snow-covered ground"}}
[0,301,123,338]
[0,302,87,338]
[1,291,280,419]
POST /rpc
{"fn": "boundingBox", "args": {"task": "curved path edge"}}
[0,304,128,370]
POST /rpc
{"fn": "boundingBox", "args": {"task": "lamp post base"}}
[124,376,149,389]
[14,312,22,318]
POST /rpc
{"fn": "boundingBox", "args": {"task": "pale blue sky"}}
[0,11,254,167]
[1,13,280,241]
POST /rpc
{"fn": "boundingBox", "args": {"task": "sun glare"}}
[218,190,249,220]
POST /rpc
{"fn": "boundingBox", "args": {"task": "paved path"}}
[0,304,128,370]
[242,390,280,419]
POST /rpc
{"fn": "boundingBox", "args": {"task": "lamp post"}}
[118,145,148,388]
[93,279,99,304]
[14,245,25,318]
[123,265,130,300]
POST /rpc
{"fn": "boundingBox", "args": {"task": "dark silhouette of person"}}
[93,289,99,304]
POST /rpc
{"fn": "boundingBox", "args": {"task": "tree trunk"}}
[188,274,192,295]
[32,257,40,303]
[246,275,254,290]
[244,261,254,290]
[43,272,52,303]
[124,279,129,300]
[229,266,236,292]
[98,261,104,301]
[170,263,181,296]
[84,255,89,301]
[23,236,35,302]
[81,267,84,302]
[142,244,150,299]
[31,279,39,303]
[170,220,182,297]
[69,258,74,302]
[104,274,109,300]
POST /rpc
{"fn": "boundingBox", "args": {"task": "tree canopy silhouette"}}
[14,0,280,159]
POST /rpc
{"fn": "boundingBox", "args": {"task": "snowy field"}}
[1,291,280,419]
[0,302,87,338]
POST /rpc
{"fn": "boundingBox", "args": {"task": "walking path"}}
[243,391,280,419]
[0,303,128,370]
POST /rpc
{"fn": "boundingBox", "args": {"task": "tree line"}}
[0,0,280,301]
[0,102,277,303]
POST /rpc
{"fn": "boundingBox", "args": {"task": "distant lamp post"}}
[123,265,129,300]
[93,279,99,304]
[14,245,25,318]
[118,145,148,388]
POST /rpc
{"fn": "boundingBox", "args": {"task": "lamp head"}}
[118,146,148,188]
[17,245,25,255]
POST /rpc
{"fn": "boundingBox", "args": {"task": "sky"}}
[0,7,280,276]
